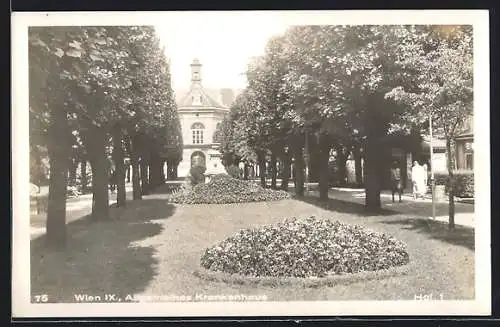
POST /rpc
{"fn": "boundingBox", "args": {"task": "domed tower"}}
[191,58,202,84]
[175,58,231,178]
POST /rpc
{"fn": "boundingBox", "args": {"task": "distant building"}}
[421,114,474,172]
[344,113,474,191]
[175,59,241,178]
[454,115,474,171]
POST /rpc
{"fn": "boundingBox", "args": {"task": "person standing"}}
[411,161,426,199]
[390,160,403,203]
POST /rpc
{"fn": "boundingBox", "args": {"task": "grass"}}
[31,191,475,302]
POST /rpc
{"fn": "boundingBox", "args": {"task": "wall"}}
[177,147,226,177]
[177,109,227,177]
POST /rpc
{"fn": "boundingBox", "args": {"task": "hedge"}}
[434,170,474,198]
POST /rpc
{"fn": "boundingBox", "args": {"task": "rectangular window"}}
[465,153,473,170]
[192,129,204,144]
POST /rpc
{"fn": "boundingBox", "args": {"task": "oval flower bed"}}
[196,217,410,286]
[169,174,290,204]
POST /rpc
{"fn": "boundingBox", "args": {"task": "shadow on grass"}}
[295,195,397,217]
[30,199,176,303]
[381,218,475,251]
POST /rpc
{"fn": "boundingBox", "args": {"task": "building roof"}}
[175,59,244,109]
[175,87,243,109]
[177,86,226,108]
[455,132,474,140]
[421,136,447,149]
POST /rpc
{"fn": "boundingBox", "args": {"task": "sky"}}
[154,16,291,91]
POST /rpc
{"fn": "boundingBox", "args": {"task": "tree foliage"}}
[385,25,473,228]
[29,26,182,247]
[219,24,473,215]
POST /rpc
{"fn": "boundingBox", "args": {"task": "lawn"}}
[31,188,475,302]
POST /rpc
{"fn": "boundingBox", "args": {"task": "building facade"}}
[176,59,231,178]
[344,114,474,191]
[454,115,474,171]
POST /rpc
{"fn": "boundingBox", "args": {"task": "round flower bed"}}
[169,174,290,204]
[200,216,410,278]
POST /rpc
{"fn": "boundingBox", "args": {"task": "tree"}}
[245,36,294,189]
[386,25,473,229]
[29,26,90,246]
[29,25,182,247]
[218,25,422,208]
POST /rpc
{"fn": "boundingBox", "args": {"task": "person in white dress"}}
[411,161,426,199]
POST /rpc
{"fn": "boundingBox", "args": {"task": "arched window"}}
[191,122,205,144]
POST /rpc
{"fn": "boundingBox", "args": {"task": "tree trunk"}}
[46,110,70,248]
[270,152,277,189]
[126,164,131,183]
[148,153,162,190]
[336,144,348,187]
[353,144,363,187]
[131,155,141,200]
[140,156,150,195]
[410,125,422,163]
[308,152,320,183]
[292,141,305,197]
[127,135,142,200]
[89,130,110,221]
[160,160,166,184]
[112,126,126,207]
[363,94,389,211]
[68,157,78,186]
[319,136,331,201]
[80,159,88,192]
[243,163,249,180]
[165,160,171,180]
[148,158,155,189]
[446,138,456,229]
[280,149,291,191]
[257,152,267,188]
[170,162,175,180]
[364,135,382,211]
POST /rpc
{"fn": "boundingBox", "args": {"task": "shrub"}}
[188,165,206,186]
[170,182,192,198]
[201,216,410,278]
[434,170,474,198]
[226,165,241,179]
[170,174,290,204]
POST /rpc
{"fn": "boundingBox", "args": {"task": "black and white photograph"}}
[12,10,490,317]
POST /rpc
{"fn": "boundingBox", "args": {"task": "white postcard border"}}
[12,10,491,317]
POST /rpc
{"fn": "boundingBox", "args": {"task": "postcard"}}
[12,10,490,317]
